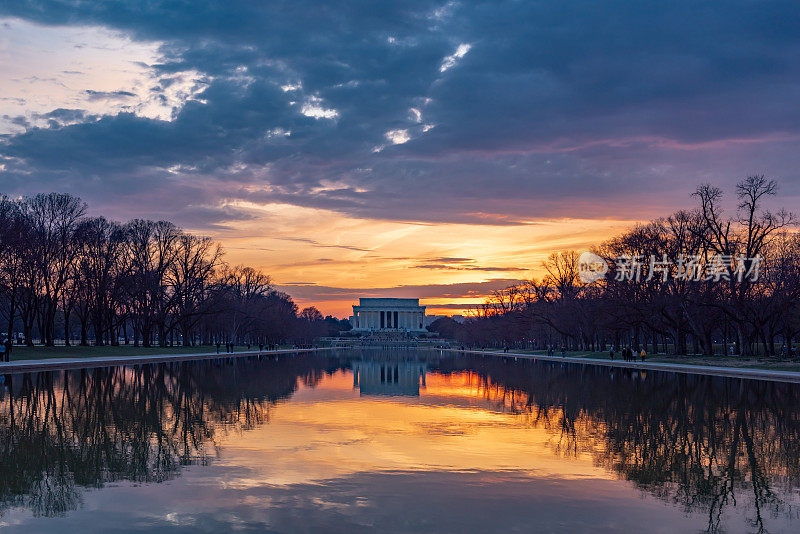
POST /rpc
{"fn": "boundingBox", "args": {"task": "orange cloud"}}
[205,203,634,317]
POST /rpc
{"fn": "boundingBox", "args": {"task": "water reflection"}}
[434,356,800,533]
[352,357,426,396]
[0,352,798,533]
[0,355,344,518]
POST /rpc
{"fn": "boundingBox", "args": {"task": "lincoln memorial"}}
[349,298,426,332]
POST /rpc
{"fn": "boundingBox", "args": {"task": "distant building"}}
[425,314,466,326]
[349,298,426,332]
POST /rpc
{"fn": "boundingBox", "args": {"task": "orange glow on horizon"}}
[200,203,636,317]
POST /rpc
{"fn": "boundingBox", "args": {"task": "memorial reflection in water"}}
[0,352,798,533]
[352,355,426,396]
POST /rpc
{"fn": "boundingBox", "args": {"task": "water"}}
[1,350,799,533]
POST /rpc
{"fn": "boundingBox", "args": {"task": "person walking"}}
[216,341,221,354]
[0,338,6,363]
[609,346,615,360]
[640,348,647,362]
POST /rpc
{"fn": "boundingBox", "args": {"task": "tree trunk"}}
[6,291,17,346]
[703,331,714,356]
[80,318,88,346]
[736,324,747,356]
[23,313,34,346]
[674,329,687,356]
[94,313,104,346]
[768,328,776,357]
[133,320,140,347]
[63,308,71,347]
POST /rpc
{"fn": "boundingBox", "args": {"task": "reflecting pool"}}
[1,350,799,533]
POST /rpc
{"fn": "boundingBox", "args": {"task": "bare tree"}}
[0,193,323,356]
[23,193,86,346]
[442,177,799,357]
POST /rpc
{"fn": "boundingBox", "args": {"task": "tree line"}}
[432,176,800,357]
[0,193,349,349]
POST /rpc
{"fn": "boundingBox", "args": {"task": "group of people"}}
[216,342,237,354]
[0,336,12,362]
[540,344,651,362]
[216,342,281,354]
[545,345,567,357]
[609,346,646,362]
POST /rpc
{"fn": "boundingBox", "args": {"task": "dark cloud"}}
[274,237,370,252]
[425,302,478,310]
[277,278,526,302]
[38,108,90,122]
[411,257,530,272]
[414,264,529,272]
[1,0,800,227]
[427,257,474,263]
[169,203,258,231]
[413,257,530,272]
[83,89,136,100]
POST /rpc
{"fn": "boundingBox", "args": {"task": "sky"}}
[1,1,799,317]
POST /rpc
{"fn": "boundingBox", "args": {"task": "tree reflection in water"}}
[0,355,344,518]
[1,353,799,533]
[436,356,800,533]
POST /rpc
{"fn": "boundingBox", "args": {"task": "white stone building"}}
[349,298,426,332]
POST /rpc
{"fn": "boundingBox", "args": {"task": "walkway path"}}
[445,348,800,384]
[0,347,333,374]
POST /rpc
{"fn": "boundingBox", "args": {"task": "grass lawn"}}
[497,349,800,373]
[5,345,260,361]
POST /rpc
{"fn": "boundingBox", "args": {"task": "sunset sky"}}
[2,1,799,317]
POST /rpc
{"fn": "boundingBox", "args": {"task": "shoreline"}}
[0,347,333,374]
[4,346,800,384]
[444,348,800,384]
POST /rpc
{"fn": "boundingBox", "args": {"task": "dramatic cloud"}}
[1,1,798,314]
[1,0,799,228]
